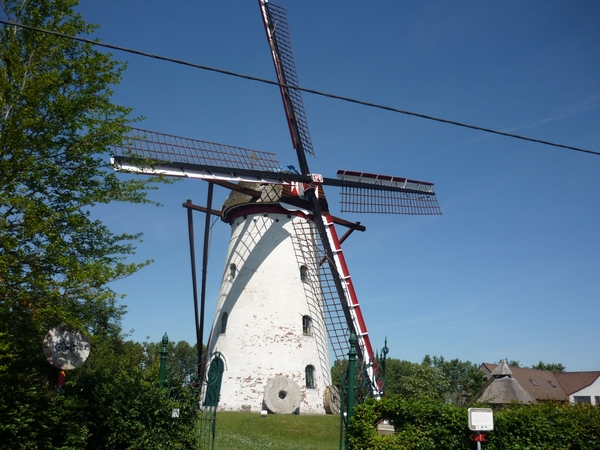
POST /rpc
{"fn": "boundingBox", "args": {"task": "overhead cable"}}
[1,18,598,157]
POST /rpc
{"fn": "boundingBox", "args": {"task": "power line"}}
[1,18,598,157]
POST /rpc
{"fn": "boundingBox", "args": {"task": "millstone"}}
[323,385,341,415]
[263,376,302,414]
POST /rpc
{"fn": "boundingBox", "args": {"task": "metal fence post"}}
[345,333,358,450]
[158,332,168,387]
[381,337,388,396]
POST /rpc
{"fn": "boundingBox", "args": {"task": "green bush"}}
[349,396,600,450]
[0,333,197,449]
[488,401,600,450]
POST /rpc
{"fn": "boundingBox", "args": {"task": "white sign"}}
[468,408,494,431]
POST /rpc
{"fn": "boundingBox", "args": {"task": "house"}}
[476,361,536,406]
[477,362,600,406]
[555,371,600,405]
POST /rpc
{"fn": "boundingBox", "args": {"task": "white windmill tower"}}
[113,0,441,415]
[206,182,334,414]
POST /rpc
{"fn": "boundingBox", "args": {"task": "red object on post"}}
[470,433,487,442]
[57,371,66,387]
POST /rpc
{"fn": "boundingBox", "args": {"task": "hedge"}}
[349,396,600,449]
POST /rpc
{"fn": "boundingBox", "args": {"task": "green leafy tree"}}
[0,1,184,447]
[380,356,483,404]
[330,358,347,391]
[384,358,450,401]
[497,358,522,367]
[0,0,156,338]
[143,338,200,374]
[495,359,566,372]
[426,355,485,404]
[71,336,196,449]
[531,361,566,372]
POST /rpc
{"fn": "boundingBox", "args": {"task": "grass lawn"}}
[213,412,341,450]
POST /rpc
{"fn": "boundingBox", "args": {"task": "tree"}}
[531,361,566,372]
[380,356,483,404]
[426,355,485,404]
[330,358,346,391]
[384,358,450,401]
[143,338,200,375]
[0,0,157,339]
[71,336,196,449]
[497,359,522,367]
[495,359,567,372]
[0,1,179,447]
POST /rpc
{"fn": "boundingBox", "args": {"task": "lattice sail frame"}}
[112,128,441,215]
[337,170,441,215]
[290,210,382,393]
[291,218,349,362]
[114,127,282,172]
[260,0,315,159]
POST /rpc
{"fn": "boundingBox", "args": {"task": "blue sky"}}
[77,1,600,370]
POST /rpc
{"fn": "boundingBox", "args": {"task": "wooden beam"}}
[330,216,365,232]
[182,200,221,217]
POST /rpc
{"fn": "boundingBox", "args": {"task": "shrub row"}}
[349,396,600,449]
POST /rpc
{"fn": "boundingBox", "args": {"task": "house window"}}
[574,396,591,404]
[220,312,228,334]
[595,396,600,405]
[302,315,312,336]
[300,265,308,282]
[548,381,557,388]
[529,379,538,386]
[305,365,315,389]
[229,264,236,280]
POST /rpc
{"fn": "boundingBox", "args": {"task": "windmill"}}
[112,0,441,414]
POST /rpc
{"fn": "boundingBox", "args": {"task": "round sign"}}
[43,326,91,370]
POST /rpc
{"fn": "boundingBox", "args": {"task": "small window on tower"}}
[305,365,315,389]
[220,312,228,334]
[230,264,236,280]
[300,265,308,282]
[302,315,312,336]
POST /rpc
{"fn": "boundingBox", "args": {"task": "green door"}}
[204,354,224,407]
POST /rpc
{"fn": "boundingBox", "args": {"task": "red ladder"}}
[323,213,382,393]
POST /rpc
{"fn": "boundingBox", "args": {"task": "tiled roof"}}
[554,372,600,395]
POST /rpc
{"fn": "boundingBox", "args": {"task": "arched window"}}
[220,312,228,334]
[302,315,312,336]
[305,365,315,389]
[229,263,236,280]
[300,265,308,282]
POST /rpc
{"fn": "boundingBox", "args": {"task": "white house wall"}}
[206,210,331,414]
[569,376,600,405]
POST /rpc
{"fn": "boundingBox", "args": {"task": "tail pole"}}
[323,214,382,393]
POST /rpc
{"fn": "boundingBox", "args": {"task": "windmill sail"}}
[112,128,441,213]
[292,212,381,385]
[112,127,284,184]
[259,0,388,393]
[259,0,314,173]
[337,170,441,215]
